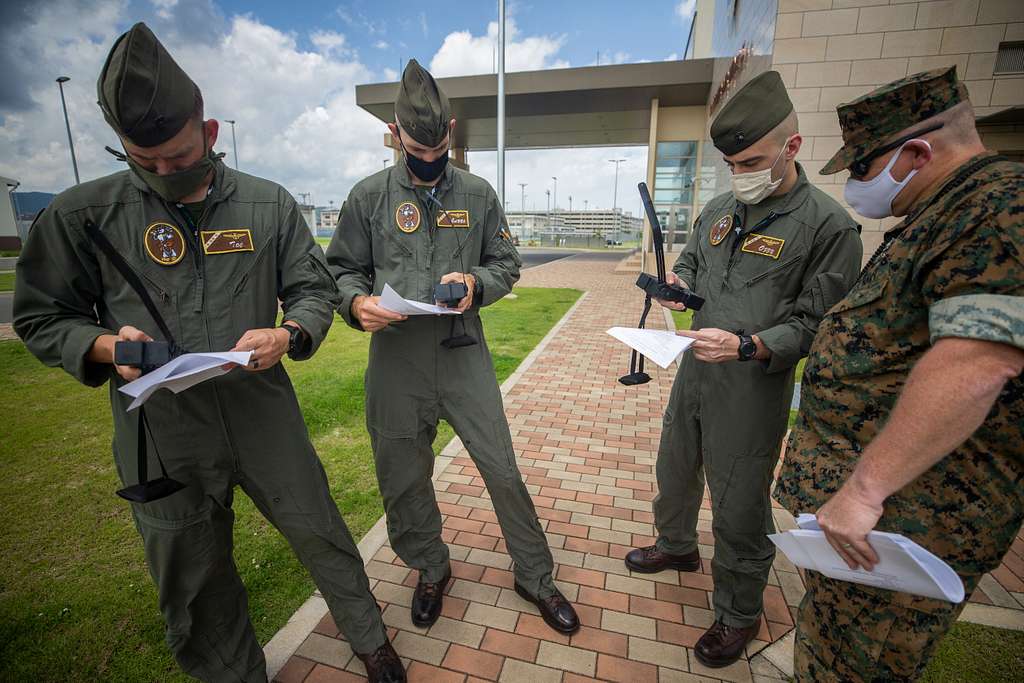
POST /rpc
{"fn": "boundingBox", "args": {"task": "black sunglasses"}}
[849,123,944,178]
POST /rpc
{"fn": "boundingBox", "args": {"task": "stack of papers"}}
[769,514,965,603]
[380,283,461,316]
[118,351,252,410]
[606,327,695,369]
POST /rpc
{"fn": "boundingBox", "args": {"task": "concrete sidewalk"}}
[266,253,1024,683]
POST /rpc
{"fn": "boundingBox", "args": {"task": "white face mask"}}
[844,140,928,219]
[731,138,791,205]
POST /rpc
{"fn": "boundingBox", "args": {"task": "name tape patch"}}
[437,210,470,228]
[201,229,254,255]
[741,233,785,259]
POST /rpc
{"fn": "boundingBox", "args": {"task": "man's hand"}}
[438,272,477,313]
[230,327,290,372]
[107,325,152,381]
[655,272,689,311]
[816,479,884,571]
[352,295,407,332]
[676,328,740,363]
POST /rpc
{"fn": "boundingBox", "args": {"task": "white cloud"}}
[151,0,178,20]
[374,40,389,50]
[676,0,697,22]
[429,19,569,77]
[0,2,389,207]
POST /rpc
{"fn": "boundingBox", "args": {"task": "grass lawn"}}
[0,287,579,682]
[922,621,1024,682]
[0,271,14,292]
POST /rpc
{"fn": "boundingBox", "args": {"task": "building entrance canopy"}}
[356,59,714,150]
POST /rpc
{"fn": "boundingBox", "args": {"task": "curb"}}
[263,289,590,678]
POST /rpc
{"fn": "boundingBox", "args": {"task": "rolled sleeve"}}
[929,294,1024,349]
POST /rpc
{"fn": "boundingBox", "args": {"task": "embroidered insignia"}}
[144,222,186,266]
[436,209,470,228]
[395,201,421,233]
[499,225,513,241]
[741,233,786,259]
[200,229,254,255]
[709,214,733,246]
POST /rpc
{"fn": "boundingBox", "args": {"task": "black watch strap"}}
[737,334,757,361]
[282,323,304,354]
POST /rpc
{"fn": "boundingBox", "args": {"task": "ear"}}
[387,122,400,138]
[449,118,457,136]
[786,134,803,160]
[906,139,932,170]
[205,119,219,148]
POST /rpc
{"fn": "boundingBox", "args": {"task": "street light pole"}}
[224,119,240,170]
[55,77,79,185]
[609,158,626,236]
[518,182,527,239]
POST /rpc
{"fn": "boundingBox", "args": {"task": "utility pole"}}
[568,195,573,212]
[496,0,507,206]
[609,158,626,238]
[225,119,240,170]
[518,182,527,239]
[55,77,79,185]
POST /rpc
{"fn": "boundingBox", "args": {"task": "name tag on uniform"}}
[741,233,785,259]
[200,229,254,255]
[437,210,470,228]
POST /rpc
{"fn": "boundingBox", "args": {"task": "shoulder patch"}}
[395,201,420,233]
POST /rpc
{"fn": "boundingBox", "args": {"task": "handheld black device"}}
[434,281,468,308]
[114,340,174,373]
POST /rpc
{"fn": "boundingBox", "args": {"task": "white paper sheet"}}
[379,283,462,316]
[118,351,252,410]
[606,327,695,369]
[768,514,965,603]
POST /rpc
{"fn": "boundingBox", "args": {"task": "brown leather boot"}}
[624,545,701,573]
[356,640,407,683]
[693,620,759,668]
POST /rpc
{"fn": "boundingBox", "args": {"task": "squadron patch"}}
[436,209,470,228]
[741,233,785,259]
[200,229,254,255]
[710,214,733,246]
[144,221,186,266]
[395,201,421,233]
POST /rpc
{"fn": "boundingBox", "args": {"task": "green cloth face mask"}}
[107,141,222,203]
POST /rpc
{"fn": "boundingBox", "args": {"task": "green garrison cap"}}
[395,58,452,147]
[97,22,199,147]
[710,71,793,156]
[821,66,968,175]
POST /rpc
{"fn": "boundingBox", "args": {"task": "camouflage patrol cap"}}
[820,66,968,175]
[97,22,199,147]
[395,59,452,147]
[710,71,793,155]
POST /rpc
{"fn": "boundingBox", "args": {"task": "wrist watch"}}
[737,333,757,362]
[281,323,305,355]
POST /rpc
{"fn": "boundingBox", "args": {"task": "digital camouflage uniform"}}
[775,66,1024,682]
[656,71,863,629]
[14,23,388,682]
[326,160,558,599]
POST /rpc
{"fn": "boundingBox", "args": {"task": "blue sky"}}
[1,0,696,214]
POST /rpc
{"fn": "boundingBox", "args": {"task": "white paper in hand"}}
[606,327,695,369]
[379,283,462,316]
[769,514,965,603]
[118,351,252,410]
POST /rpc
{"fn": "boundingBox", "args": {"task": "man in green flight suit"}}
[326,59,579,635]
[624,71,863,667]
[13,23,404,683]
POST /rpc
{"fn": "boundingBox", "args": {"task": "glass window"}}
[656,141,697,157]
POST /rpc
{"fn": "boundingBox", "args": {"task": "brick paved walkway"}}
[271,252,1024,683]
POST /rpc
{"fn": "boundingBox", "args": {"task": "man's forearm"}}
[847,337,1024,506]
[87,334,118,364]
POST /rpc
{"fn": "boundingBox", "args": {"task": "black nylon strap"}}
[82,219,180,351]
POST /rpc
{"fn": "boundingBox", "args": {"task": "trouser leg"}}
[370,423,452,584]
[704,444,780,628]
[794,571,967,682]
[440,325,556,599]
[132,485,267,683]
[653,369,704,556]
[240,445,388,655]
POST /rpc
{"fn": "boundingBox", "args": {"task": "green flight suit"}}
[654,164,863,627]
[13,161,388,681]
[326,164,557,598]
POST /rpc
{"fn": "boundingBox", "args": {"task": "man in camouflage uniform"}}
[625,71,863,668]
[326,60,579,635]
[14,23,403,683]
[775,66,1024,682]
